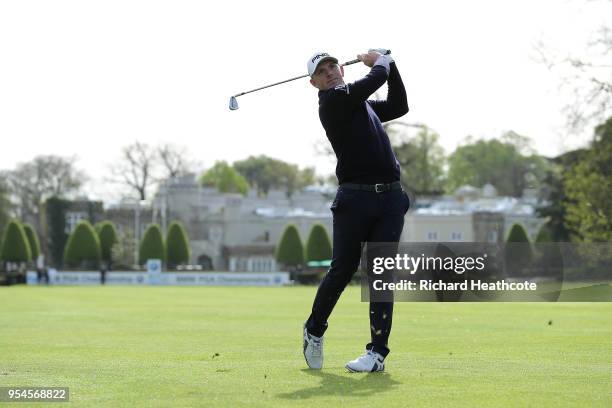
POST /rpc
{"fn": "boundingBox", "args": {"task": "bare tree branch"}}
[157,143,196,179]
[6,155,86,222]
[109,142,158,201]
[532,8,612,135]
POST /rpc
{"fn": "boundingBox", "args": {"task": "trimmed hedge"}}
[505,223,533,276]
[507,223,530,243]
[22,223,41,260]
[534,223,562,277]
[276,224,304,266]
[166,221,190,267]
[0,219,32,262]
[95,221,118,263]
[64,220,101,268]
[139,224,165,265]
[535,224,553,243]
[305,223,332,262]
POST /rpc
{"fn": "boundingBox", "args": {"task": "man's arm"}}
[322,51,390,115]
[368,61,409,122]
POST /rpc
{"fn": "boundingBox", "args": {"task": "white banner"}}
[163,272,290,286]
[37,270,289,286]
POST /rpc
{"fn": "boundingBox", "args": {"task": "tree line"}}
[381,118,612,242]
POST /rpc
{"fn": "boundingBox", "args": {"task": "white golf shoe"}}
[303,325,323,369]
[345,349,385,373]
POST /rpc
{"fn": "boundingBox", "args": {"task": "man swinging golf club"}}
[303,49,410,372]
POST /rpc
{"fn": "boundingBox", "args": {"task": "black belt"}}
[340,181,402,193]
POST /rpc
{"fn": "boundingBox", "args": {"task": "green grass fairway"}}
[1,286,611,407]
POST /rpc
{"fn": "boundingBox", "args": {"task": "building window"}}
[451,232,462,241]
[65,212,86,233]
[427,232,438,241]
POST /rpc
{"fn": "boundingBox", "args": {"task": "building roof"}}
[415,197,537,216]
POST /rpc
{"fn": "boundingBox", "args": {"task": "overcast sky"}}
[1,0,610,202]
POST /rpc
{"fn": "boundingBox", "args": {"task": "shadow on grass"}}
[277,369,401,400]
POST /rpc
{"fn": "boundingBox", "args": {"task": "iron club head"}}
[229,96,239,110]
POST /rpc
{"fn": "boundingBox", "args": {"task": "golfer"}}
[303,49,410,372]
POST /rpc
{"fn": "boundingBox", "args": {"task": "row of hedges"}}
[1,217,555,271]
[62,220,190,269]
[136,223,189,266]
[275,222,558,270]
[276,224,332,267]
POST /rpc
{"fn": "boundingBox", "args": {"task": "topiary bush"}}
[0,219,32,263]
[276,224,304,267]
[22,223,41,261]
[139,224,165,265]
[64,220,101,269]
[505,223,533,277]
[166,221,190,268]
[534,223,562,278]
[95,221,118,265]
[305,223,332,262]
[535,224,553,243]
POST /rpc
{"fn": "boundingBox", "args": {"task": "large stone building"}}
[55,178,545,272]
[148,177,545,271]
[404,184,545,243]
[151,174,334,271]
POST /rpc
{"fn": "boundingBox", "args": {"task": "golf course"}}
[1,285,610,407]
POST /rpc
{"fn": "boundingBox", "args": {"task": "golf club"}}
[229,50,391,110]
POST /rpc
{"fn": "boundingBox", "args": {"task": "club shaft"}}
[233,74,309,97]
[232,58,364,98]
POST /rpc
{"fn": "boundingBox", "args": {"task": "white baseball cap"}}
[307,52,339,77]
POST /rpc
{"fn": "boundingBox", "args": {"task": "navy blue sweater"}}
[318,61,408,184]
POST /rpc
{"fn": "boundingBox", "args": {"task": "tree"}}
[446,132,548,197]
[0,173,13,240]
[294,167,316,195]
[166,221,190,268]
[7,155,85,224]
[505,223,533,277]
[536,150,586,241]
[233,155,315,196]
[157,143,197,179]
[0,219,32,263]
[46,197,70,267]
[199,161,249,195]
[22,223,41,261]
[64,221,101,269]
[564,116,612,241]
[305,224,332,262]
[389,125,446,194]
[533,0,612,135]
[139,224,165,265]
[95,221,118,265]
[276,224,305,267]
[111,142,158,200]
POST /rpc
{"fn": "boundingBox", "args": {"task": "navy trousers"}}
[305,186,410,357]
